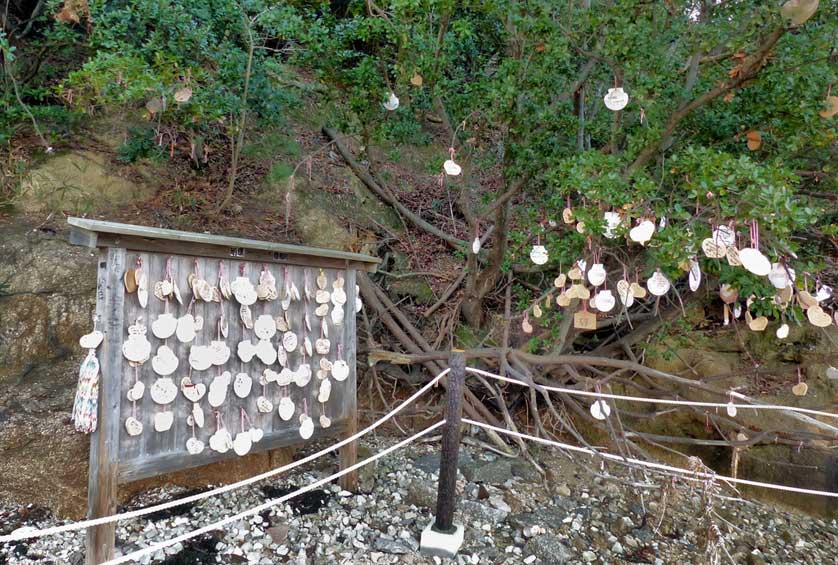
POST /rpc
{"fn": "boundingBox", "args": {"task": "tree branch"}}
[624,25,787,177]
[323,126,467,250]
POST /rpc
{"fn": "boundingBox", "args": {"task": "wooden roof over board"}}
[68,217,380,272]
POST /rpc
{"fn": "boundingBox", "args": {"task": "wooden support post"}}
[433,351,466,533]
[86,248,125,565]
[339,268,358,491]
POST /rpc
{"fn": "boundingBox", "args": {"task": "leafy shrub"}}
[117,126,166,163]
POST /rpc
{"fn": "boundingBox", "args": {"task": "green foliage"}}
[264,0,833,276]
[117,126,166,163]
[266,161,294,184]
[3,0,835,335]
[42,1,301,149]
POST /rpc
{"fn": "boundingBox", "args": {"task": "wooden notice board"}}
[67,218,379,564]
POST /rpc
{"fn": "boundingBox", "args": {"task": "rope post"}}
[421,351,466,558]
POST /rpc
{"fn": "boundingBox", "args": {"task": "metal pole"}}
[433,350,466,533]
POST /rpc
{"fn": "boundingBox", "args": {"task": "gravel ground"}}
[2,433,837,565]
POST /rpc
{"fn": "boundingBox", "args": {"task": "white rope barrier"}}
[0,369,450,543]
[103,420,446,565]
[463,418,838,499]
[466,367,838,421]
[7,360,836,549]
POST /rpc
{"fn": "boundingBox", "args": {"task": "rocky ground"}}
[1,432,837,565]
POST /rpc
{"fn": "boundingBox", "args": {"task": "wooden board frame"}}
[70,219,373,565]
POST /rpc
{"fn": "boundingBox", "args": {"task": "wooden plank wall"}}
[85,247,126,564]
[116,253,356,481]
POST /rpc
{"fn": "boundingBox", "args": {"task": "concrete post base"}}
[419,521,464,558]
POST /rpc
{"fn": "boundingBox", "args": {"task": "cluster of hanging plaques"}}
[518,214,836,418]
[118,256,361,458]
[523,214,834,337]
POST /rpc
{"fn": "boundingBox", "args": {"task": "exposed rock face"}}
[18,151,154,214]
[0,222,98,385]
[642,325,838,517]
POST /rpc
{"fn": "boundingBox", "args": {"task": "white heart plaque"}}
[151,313,178,340]
[154,411,174,432]
[315,338,331,355]
[712,225,736,247]
[278,397,295,421]
[152,345,179,376]
[295,364,312,387]
[282,332,298,352]
[593,290,616,313]
[150,377,178,405]
[256,396,274,413]
[176,314,197,343]
[186,437,204,455]
[250,427,264,443]
[237,340,256,363]
[318,379,332,403]
[331,305,344,326]
[233,373,253,398]
[739,248,771,277]
[776,323,790,339]
[688,260,701,292]
[180,377,206,402]
[79,330,104,350]
[332,360,349,382]
[587,264,606,287]
[529,245,549,265]
[616,280,634,307]
[299,416,314,440]
[125,416,143,436]
[629,220,655,245]
[208,373,231,407]
[209,429,232,453]
[188,345,213,371]
[233,431,252,456]
[603,212,622,239]
[331,287,347,306]
[192,402,205,428]
[209,340,231,366]
[443,159,462,176]
[122,331,152,364]
[256,339,278,365]
[646,272,671,296]
[127,380,145,402]
[278,368,295,386]
[254,315,277,340]
[590,400,611,420]
[603,87,628,111]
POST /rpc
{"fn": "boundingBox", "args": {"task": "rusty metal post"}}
[433,350,466,533]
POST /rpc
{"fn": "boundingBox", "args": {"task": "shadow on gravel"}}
[0,505,55,564]
[260,486,332,516]
[119,488,211,522]
[161,534,220,565]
